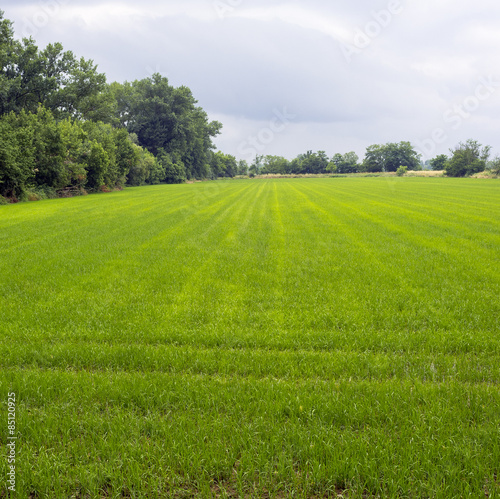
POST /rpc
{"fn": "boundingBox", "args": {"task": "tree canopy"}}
[445,139,490,177]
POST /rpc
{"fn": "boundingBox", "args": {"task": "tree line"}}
[245,140,499,178]
[1,10,498,203]
[0,11,221,201]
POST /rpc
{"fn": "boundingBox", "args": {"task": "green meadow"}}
[1,177,500,498]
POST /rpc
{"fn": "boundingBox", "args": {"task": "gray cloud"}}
[2,0,500,160]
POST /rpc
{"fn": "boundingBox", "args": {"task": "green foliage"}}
[1,179,500,497]
[158,149,186,184]
[210,151,238,178]
[0,104,157,198]
[430,154,449,171]
[113,128,135,180]
[396,165,408,176]
[84,140,109,190]
[331,151,359,173]
[487,156,500,176]
[291,150,329,174]
[0,117,34,198]
[260,155,291,175]
[0,12,222,198]
[59,118,87,188]
[363,144,386,172]
[237,159,248,176]
[445,139,490,177]
[127,144,162,186]
[145,156,164,185]
[0,11,106,119]
[113,74,221,179]
[364,142,421,172]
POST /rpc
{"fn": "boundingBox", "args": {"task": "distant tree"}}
[445,139,490,177]
[261,155,291,174]
[487,156,500,176]
[249,155,264,176]
[237,160,248,176]
[300,150,329,174]
[363,142,420,172]
[222,153,238,178]
[331,151,359,173]
[383,142,420,172]
[429,154,449,171]
[209,151,238,178]
[363,144,385,172]
[288,150,329,174]
[325,161,337,174]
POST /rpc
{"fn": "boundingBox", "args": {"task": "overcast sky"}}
[3,0,500,162]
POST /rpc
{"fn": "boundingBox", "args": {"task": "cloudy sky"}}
[3,0,500,162]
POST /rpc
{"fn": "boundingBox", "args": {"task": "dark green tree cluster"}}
[249,143,422,176]
[427,140,492,177]
[362,142,421,172]
[0,106,162,198]
[110,76,221,180]
[429,154,449,171]
[252,151,339,175]
[209,151,238,178]
[0,13,108,120]
[0,10,221,200]
[445,140,490,177]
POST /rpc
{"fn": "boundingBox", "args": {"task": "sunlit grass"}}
[1,178,499,498]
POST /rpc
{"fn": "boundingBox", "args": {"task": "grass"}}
[1,177,499,498]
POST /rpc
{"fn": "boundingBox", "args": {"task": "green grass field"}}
[1,177,500,498]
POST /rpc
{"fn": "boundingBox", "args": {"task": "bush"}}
[0,195,9,205]
[487,156,500,177]
[396,165,408,176]
[19,186,58,202]
[158,149,186,184]
[445,139,490,177]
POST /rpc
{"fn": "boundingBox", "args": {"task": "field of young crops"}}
[1,177,500,498]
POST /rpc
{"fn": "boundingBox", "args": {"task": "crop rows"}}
[1,178,499,497]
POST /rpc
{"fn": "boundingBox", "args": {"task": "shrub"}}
[445,139,490,177]
[396,165,408,176]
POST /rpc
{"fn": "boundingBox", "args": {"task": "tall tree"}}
[114,74,221,179]
[331,151,359,173]
[446,139,490,177]
[363,142,420,172]
[0,11,107,119]
[429,154,448,171]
